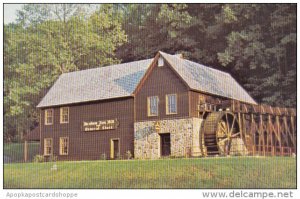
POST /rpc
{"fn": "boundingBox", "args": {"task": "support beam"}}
[197,101,296,157]
[290,116,296,153]
[24,140,28,162]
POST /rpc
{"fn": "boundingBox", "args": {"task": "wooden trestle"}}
[198,100,296,156]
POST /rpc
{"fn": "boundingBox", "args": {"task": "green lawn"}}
[4,142,40,163]
[4,157,296,189]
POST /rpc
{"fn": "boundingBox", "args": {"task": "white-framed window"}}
[60,107,69,124]
[44,138,53,156]
[147,96,159,116]
[59,137,69,155]
[158,57,164,67]
[45,109,54,125]
[166,94,177,114]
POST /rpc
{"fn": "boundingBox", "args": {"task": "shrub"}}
[125,150,133,159]
[33,155,44,163]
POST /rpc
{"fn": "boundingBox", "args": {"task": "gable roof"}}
[37,59,153,108]
[159,52,257,104]
[37,51,256,108]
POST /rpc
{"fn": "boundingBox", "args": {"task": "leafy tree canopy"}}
[4,4,296,142]
[4,4,127,141]
[117,4,296,107]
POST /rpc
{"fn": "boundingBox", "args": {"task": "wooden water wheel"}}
[200,111,241,156]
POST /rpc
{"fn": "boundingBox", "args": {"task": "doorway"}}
[160,133,171,156]
[110,139,120,159]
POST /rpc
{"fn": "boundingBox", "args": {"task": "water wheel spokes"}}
[201,111,241,156]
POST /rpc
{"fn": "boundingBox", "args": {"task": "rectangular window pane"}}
[172,95,177,113]
[45,109,53,125]
[154,97,158,115]
[148,96,158,116]
[44,138,52,155]
[60,137,69,155]
[167,94,177,114]
[153,97,157,114]
[60,107,69,123]
[151,97,155,115]
[169,95,173,110]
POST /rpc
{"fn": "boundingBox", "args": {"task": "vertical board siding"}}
[135,62,190,121]
[40,98,134,161]
[189,91,201,117]
[189,90,229,117]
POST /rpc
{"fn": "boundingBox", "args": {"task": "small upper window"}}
[158,57,164,67]
[45,109,53,125]
[60,107,69,124]
[147,96,159,116]
[166,94,177,115]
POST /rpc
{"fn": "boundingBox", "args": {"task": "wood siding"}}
[135,62,190,121]
[40,97,134,161]
[189,91,200,117]
[189,90,229,117]
[38,57,233,161]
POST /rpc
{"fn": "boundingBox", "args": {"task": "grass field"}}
[4,142,40,163]
[4,156,296,189]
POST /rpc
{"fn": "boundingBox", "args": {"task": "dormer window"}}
[158,57,164,67]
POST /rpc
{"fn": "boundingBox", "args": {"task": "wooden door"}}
[110,139,120,159]
[160,133,171,156]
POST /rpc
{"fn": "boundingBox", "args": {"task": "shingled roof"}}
[37,51,256,108]
[160,52,257,104]
[37,58,153,108]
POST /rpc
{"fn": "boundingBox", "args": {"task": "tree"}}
[16,4,99,26]
[4,4,296,142]
[4,4,127,142]
[116,4,193,61]
[217,4,296,107]
[117,4,296,107]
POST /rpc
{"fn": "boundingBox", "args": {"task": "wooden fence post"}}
[24,140,28,162]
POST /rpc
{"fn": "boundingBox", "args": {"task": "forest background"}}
[3,4,296,142]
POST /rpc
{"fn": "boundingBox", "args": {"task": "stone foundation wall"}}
[134,117,203,159]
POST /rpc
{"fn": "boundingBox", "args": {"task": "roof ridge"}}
[61,58,154,76]
[38,51,256,107]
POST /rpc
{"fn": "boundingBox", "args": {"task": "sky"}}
[4,4,23,24]
[3,3,101,24]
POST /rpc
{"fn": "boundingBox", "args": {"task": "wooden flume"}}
[198,100,296,156]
